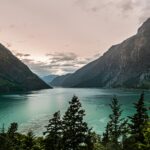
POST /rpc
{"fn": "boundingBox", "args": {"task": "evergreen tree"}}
[62,96,89,150]
[7,122,19,149]
[85,131,105,150]
[123,121,150,150]
[128,92,148,142]
[22,131,36,150]
[0,124,10,150]
[44,111,62,150]
[7,122,18,138]
[103,97,128,146]
[0,122,19,150]
[102,123,111,146]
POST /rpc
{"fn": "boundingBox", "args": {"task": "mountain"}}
[0,44,52,92]
[50,74,72,87]
[51,18,150,89]
[42,75,58,85]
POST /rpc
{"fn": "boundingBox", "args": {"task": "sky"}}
[0,0,150,76]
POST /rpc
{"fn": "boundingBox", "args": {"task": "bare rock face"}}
[0,44,51,92]
[51,18,150,89]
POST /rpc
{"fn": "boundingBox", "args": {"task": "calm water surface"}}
[0,88,150,135]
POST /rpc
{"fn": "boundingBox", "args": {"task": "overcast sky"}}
[0,0,150,76]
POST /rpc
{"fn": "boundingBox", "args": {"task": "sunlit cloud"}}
[13,51,99,76]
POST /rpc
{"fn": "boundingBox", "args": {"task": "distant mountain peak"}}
[42,74,58,85]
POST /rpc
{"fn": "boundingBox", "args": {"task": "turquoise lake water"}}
[0,88,149,135]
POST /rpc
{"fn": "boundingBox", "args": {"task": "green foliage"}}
[0,123,44,150]
[123,93,149,150]
[142,121,150,150]
[43,96,90,150]
[44,111,62,150]
[102,97,128,146]
[86,132,105,150]
[123,121,150,150]
[0,123,19,150]
[22,131,36,150]
[102,123,111,145]
[62,96,89,150]
[128,92,148,142]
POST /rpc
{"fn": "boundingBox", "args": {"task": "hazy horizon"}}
[0,0,150,76]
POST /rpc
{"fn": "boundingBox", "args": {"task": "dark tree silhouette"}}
[128,92,148,142]
[102,97,128,146]
[102,122,111,146]
[62,96,89,150]
[44,111,62,150]
[23,131,36,150]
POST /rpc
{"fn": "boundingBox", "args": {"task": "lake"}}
[0,88,150,135]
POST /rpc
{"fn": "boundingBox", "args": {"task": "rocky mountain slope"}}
[51,18,150,89]
[0,44,51,92]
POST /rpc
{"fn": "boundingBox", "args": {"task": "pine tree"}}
[44,111,62,150]
[7,122,19,150]
[102,123,111,146]
[128,92,148,142]
[7,122,18,138]
[103,97,128,145]
[22,131,35,150]
[85,131,103,150]
[0,124,9,150]
[62,96,89,150]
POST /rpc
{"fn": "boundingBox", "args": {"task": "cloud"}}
[21,58,34,64]
[13,51,49,75]
[118,0,134,13]
[10,50,31,58]
[15,52,30,57]
[14,51,99,76]
[21,58,51,76]
[47,52,96,65]
[116,0,150,21]
[139,0,150,23]
[46,52,77,62]
[44,52,95,75]
[74,0,134,14]
[74,0,106,13]
[6,42,12,48]
[74,0,150,22]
